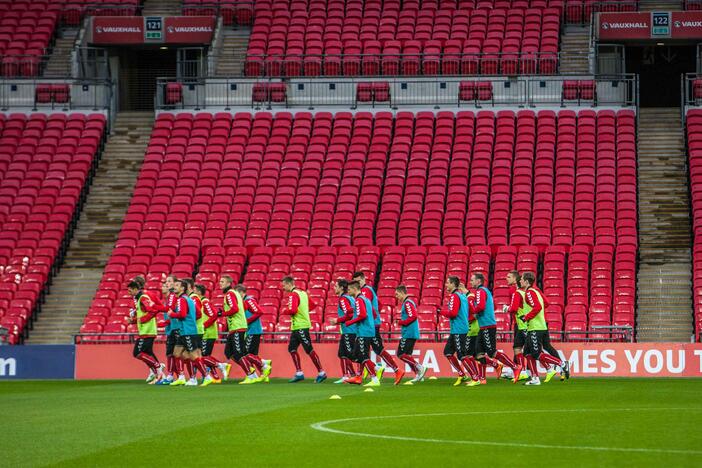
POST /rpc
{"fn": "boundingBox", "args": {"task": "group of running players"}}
[125,268,570,387]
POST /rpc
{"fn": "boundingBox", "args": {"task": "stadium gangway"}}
[73,327,635,345]
[155,74,637,110]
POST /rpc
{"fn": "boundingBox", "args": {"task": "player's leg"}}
[298,328,326,383]
[200,338,222,382]
[345,334,358,377]
[523,331,541,385]
[512,330,529,382]
[444,334,465,385]
[346,337,365,384]
[235,332,259,384]
[245,334,264,374]
[371,328,398,376]
[360,337,380,387]
[335,334,350,383]
[288,330,305,382]
[134,338,158,383]
[541,331,570,381]
[460,334,480,384]
[171,339,188,385]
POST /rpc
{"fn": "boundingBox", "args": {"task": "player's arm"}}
[194,298,202,320]
[523,290,542,321]
[439,293,459,318]
[168,297,187,319]
[222,291,239,316]
[245,297,264,324]
[281,292,300,316]
[506,290,523,315]
[470,289,487,316]
[202,299,218,328]
[345,300,367,326]
[398,301,418,326]
[335,297,354,324]
[138,296,159,323]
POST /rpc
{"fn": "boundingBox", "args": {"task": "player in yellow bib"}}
[127,280,166,384]
[503,271,530,382]
[281,276,326,383]
[520,272,570,385]
[220,275,259,384]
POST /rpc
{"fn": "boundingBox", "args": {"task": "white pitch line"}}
[310,408,702,455]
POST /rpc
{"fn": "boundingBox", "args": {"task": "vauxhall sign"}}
[599,11,702,40]
[91,16,215,45]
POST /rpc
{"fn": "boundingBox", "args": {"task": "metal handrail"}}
[73,326,635,344]
[155,74,638,110]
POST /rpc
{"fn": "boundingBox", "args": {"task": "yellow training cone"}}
[329,395,342,400]
[364,388,374,393]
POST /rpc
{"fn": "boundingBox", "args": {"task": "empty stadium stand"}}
[0,112,107,344]
[79,109,637,342]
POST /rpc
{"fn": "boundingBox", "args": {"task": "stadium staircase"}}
[215,27,250,76]
[639,0,681,11]
[44,29,79,77]
[636,107,694,342]
[142,0,181,16]
[559,25,590,75]
[27,112,154,344]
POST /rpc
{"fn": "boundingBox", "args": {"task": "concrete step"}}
[26,111,154,344]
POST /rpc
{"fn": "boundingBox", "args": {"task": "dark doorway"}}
[115,47,177,111]
[626,45,696,107]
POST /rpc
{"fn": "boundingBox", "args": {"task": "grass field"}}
[2,378,701,467]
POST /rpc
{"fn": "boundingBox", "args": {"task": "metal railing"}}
[73,326,635,345]
[155,74,637,110]
[0,78,113,111]
[682,73,702,110]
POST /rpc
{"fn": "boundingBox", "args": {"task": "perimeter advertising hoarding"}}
[0,345,75,379]
[75,342,702,379]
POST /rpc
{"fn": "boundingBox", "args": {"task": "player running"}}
[503,271,530,382]
[170,279,214,386]
[127,280,166,384]
[394,285,426,385]
[220,275,259,384]
[281,276,327,383]
[159,274,184,385]
[469,273,521,386]
[520,272,571,385]
[439,276,473,386]
[235,284,273,382]
[329,279,357,384]
[193,284,227,383]
[353,271,400,380]
[345,281,382,387]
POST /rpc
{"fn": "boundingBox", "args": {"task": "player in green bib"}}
[503,271,530,382]
[220,275,259,384]
[127,280,165,384]
[520,272,570,385]
[281,276,326,383]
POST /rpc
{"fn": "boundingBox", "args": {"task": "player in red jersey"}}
[352,271,399,380]
[503,271,530,382]
[235,284,273,382]
[126,280,165,384]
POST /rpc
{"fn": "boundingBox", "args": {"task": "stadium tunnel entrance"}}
[625,44,696,107]
[110,46,178,111]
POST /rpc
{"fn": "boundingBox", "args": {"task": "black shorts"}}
[370,327,384,354]
[201,338,216,356]
[246,334,261,356]
[513,327,527,349]
[524,330,548,359]
[477,328,497,357]
[444,333,468,359]
[225,331,247,361]
[288,328,314,354]
[338,333,356,359]
[179,334,202,353]
[466,334,478,357]
[397,338,416,356]
[166,330,181,356]
[353,336,372,362]
[133,337,155,357]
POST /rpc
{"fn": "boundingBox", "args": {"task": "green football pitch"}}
[2,378,701,467]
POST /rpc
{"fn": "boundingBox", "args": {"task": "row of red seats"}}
[245,3,560,77]
[183,0,254,25]
[686,109,702,340]
[116,110,636,251]
[0,7,56,77]
[0,112,107,344]
[85,244,636,340]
